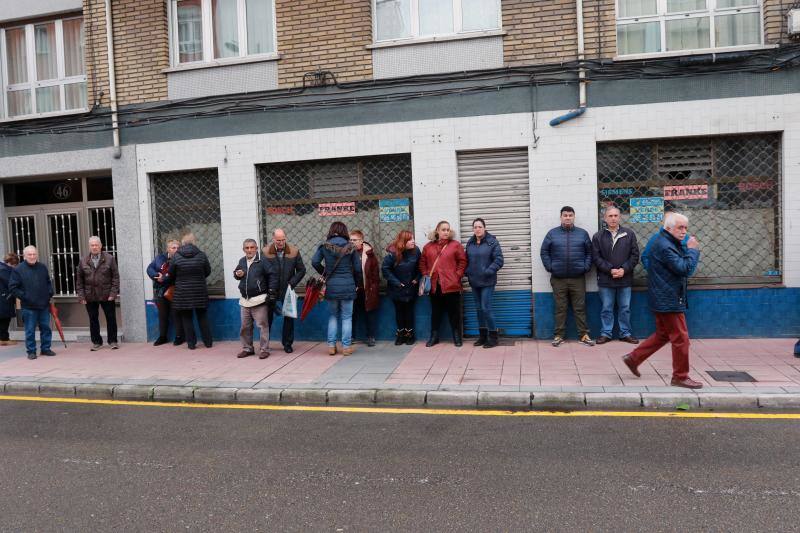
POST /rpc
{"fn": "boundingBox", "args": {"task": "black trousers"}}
[0,317,10,341]
[393,300,415,330]
[179,308,212,347]
[267,307,295,348]
[156,297,184,341]
[430,286,461,336]
[354,290,378,339]
[86,300,118,345]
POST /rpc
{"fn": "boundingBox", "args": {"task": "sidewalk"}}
[0,337,798,410]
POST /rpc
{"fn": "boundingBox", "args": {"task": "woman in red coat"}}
[420,220,467,347]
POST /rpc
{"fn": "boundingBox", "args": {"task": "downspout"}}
[104,0,122,159]
[550,0,588,127]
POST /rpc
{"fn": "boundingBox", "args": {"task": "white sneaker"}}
[551,336,565,347]
[90,344,102,351]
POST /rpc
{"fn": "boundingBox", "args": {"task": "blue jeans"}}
[22,308,52,354]
[473,286,497,330]
[326,299,354,348]
[598,286,632,338]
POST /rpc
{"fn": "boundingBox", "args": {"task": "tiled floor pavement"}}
[0,337,797,393]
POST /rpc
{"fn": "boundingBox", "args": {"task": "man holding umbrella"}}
[9,246,55,359]
[264,229,306,353]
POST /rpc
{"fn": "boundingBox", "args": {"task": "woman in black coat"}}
[169,234,212,350]
[0,252,20,345]
[381,230,421,346]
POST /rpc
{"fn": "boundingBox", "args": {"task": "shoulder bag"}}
[419,242,451,297]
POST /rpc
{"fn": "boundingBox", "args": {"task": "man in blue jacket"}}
[592,206,639,345]
[233,239,278,359]
[540,206,594,347]
[9,246,55,359]
[622,212,703,389]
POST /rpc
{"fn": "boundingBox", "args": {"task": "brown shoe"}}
[622,354,641,377]
[237,350,254,358]
[328,345,337,356]
[671,377,703,389]
[342,346,354,356]
[258,351,270,359]
[620,336,640,344]
[595,336,611,345]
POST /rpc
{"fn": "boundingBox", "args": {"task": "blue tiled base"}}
[533,287,800,339]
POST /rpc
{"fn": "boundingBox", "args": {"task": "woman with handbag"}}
[420,220,468,347]
[146,239,185,346]
[312,221,362,356]
[0,252,20,345]
[465,218,505,349]
[382,230,421,346]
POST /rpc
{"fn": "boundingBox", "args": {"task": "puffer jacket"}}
[169,244,211,310]
[75,252,120,302]
[263,243,306,300]
[540,225,592,279]
[465,232,504,288]
[9,261,54,310]
[234,253,278,300]
[646,229,700,313]
[419,239,467,294]
[0,262,16,319]
[146,253,175,294]
[311,236,362,301]
[356,242,380,311]
[382,245,421,302]
[591,226,640,288]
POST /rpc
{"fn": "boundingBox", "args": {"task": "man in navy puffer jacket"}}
[622,212,703,389]
[9,246,55,359]
[540,206,594,347]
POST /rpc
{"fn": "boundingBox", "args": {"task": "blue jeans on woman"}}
[22,307,52,355]
[598,286,632,339]
[326,299,354,348]
[473,285,497,330]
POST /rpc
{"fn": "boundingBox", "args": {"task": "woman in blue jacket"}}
[312,221,362,356]
[381,230,421,346]
[146,239,184,346]
[465,218,504,348]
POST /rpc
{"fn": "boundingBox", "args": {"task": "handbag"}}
[419,241,451,297]
[159,260,175,301]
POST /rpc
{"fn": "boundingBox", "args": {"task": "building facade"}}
[1,0,798,341]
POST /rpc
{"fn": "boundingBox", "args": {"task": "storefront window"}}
[596,134,781,285]
[257,154,414,289]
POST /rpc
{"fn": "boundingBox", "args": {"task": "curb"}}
[0,382,796,411]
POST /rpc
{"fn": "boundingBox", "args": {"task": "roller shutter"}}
[458,148,533,336]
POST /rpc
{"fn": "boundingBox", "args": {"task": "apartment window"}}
[374,0,501,42]
[616,0,762,56]
[0,17,87,120]
[171,0,276,65]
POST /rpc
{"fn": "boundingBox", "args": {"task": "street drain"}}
[707,371,756,383]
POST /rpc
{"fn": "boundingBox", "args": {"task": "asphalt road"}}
[1,400,799,532]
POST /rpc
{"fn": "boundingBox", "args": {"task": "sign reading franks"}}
[663,184,709,200]
[318,202,356,217]
[378,198,410,223]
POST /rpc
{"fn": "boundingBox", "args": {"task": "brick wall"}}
[503,0,579,65]
[582,0,616,59]
[764,0,790,45]
[275,0,373,87]
[83,0,168,107]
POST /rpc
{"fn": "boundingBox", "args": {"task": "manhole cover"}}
[707,371,756,383]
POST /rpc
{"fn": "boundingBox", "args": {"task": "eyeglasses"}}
[350,238,362,242]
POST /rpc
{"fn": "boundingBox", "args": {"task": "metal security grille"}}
[8,215,37,256]
[150,169,224,294]
[597,134,782,284]
[48,213,80,296]
[257,155,414,289]
[89,207,117,259]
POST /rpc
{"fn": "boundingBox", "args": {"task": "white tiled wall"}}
[135,91,800,300]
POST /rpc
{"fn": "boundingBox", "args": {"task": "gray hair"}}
[272,228,286,238]
[23,245,37,255]
[602,206,621,217]
[180,233,196,246]
[663,212,688,229]
[88,236,102,245]
[242,238,258,248]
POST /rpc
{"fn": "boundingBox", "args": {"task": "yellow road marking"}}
[0,394,798,419]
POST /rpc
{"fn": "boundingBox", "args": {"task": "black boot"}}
[483,330,499,349]
[405,328,416,345]
[425,331,439,347]
[453,328,463,347]
[394,329,405,346]
[473,328,488,347]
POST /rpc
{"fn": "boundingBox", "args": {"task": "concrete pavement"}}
[0,337,799,410]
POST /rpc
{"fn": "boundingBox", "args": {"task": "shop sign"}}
[318,202,356,217]
[378,198,410,223]
[738,181,774,192]
[663,184,708,200]
[629,197,664,223]
[600,187,635,196]
[266,206,295,215]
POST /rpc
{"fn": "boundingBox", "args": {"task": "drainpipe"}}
[550,0,588,127]
[104,0,122,159]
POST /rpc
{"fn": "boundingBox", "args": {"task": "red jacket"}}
[357,243,381,311]
[420,239,467,294]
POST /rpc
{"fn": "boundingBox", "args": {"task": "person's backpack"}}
[794,339,800,358]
